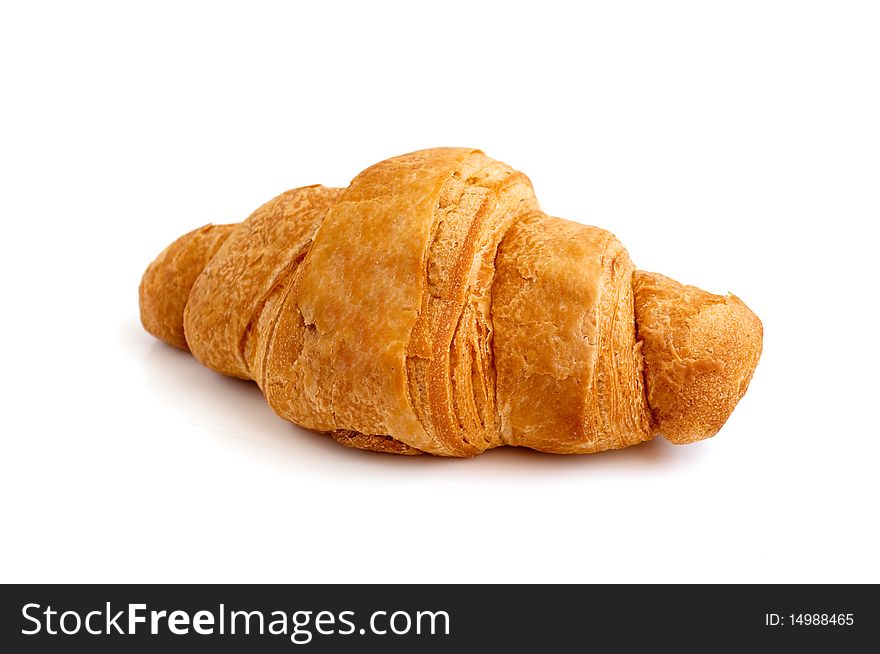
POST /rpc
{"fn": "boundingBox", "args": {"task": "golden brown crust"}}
[184,186,341,379]
[139,224,236,350]
[493,213,652,453]
[405,152,540,456]
[139,148,762,457]
[267,148,480,454]
[633,271,763,443]
[330,431,424,456]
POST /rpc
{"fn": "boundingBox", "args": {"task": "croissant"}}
[140,148,762,457]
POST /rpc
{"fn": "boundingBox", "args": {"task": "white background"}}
[1,1,878,583]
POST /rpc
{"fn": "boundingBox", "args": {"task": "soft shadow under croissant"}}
[139,148,762,457]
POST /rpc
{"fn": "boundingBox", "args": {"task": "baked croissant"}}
[140,148,762,457]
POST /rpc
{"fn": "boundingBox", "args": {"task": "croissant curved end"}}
[139,224,236,351]
[633,270,763,444]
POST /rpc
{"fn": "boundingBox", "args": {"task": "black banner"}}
[1,584,876,651]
